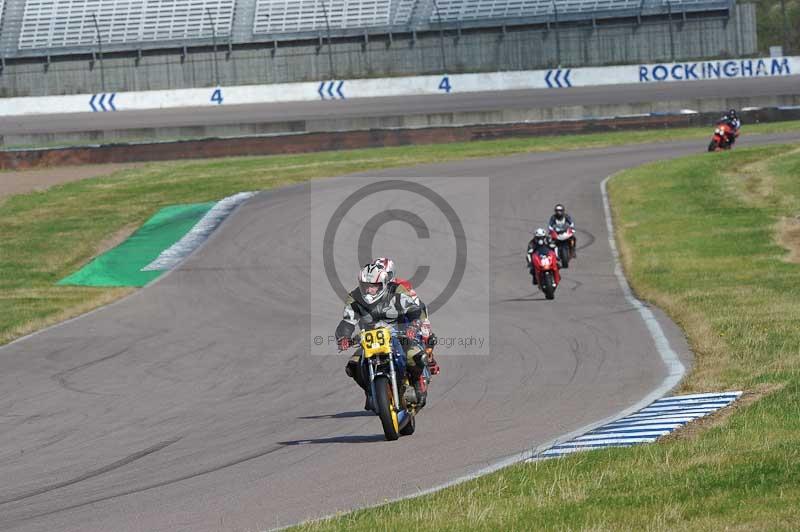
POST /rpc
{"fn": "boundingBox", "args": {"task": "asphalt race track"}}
[1,76,799,135]
[2,133,800,531]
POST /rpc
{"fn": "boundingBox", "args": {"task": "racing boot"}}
[346,360,372,411]
[530,267,538,285]
[415,373,428,408]
[425,347,440,376]
[409,357,428,408]
[363,390,374,412]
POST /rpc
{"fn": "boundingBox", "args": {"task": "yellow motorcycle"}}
[358,326,428,441]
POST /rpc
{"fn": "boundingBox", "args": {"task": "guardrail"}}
[0,55,797,117]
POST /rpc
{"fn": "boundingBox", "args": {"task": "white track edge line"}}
[269,172,688,531]
[142,191,256,271]
[654,391,741,401]
[600,173,687,397]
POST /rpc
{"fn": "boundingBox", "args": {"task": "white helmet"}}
[374,257,396,284]
[358,258,392,304]
[534,228,547,239]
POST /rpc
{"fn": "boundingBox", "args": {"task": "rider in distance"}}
[548,203,577,260]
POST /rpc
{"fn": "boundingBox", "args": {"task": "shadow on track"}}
[298,411,373,420]
[495,293,549,303]
[279,435,384,445]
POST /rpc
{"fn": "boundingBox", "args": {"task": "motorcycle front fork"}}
[368,363,376,405]
[367,359,402,411]
[389,357,401,411]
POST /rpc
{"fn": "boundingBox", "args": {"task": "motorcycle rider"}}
[526,228,556,285]
[377,258,439,376]
[547,203,577,259]
[335,258,439,410]
[719,108,741,146]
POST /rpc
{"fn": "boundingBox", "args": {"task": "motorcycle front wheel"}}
[543,271,556,300]
[374,376,401,441]
[708,140,718,152]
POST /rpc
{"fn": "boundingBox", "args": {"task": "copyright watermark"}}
[309,177,490,356]
[312,335,486,350]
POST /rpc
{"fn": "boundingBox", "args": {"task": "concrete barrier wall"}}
[1,55,796,118]
[4,93,800,149]
[0,5,756,98]
[3,106,798,171]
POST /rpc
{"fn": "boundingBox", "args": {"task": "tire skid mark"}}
[576,228,596,251]
[566,336,582,386]
[51,345,133,396]
[8,442,317,525]
[0,436,182,506]
[142,340,219,385]
[568,318,614,379]
[49,329,169,395]
[502,322,543,400]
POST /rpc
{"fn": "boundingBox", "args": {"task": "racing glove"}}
[427,354,441,375]
[337,337,351,351]
[425,333,440,375]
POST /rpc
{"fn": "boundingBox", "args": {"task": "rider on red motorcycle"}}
[526,228,556,285]
[548,204,576,259]
[718,108,741,147]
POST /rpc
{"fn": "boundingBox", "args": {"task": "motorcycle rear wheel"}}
[374,376,401,441]
[559,243,570,269]
[543,271,556,300]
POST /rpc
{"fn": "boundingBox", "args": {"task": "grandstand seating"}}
[253,0,393,34]
[392,0,416,25]
[431,0,697,23]
[17,0,235,49]
[0,0,733,54]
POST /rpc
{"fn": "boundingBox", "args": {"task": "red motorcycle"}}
[708,121,738,152]
[529,246,561,300]
[549,226,576,269]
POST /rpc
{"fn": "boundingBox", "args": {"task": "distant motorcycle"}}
[549,226,576,269]
[351,325,430,440]
[708,121,738,152]
[528,246,561,300]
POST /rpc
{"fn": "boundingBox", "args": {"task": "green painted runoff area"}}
[58,202,214,287]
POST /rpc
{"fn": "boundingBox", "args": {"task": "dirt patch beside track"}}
[0,163,136,199]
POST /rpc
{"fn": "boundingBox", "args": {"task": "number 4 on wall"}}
[211,88,223,105]
[438,76,452,93]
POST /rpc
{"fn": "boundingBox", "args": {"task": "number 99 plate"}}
[361,327,392,358]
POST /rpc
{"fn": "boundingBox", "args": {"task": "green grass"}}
[288,146,800,530]
[3,121,796,345]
